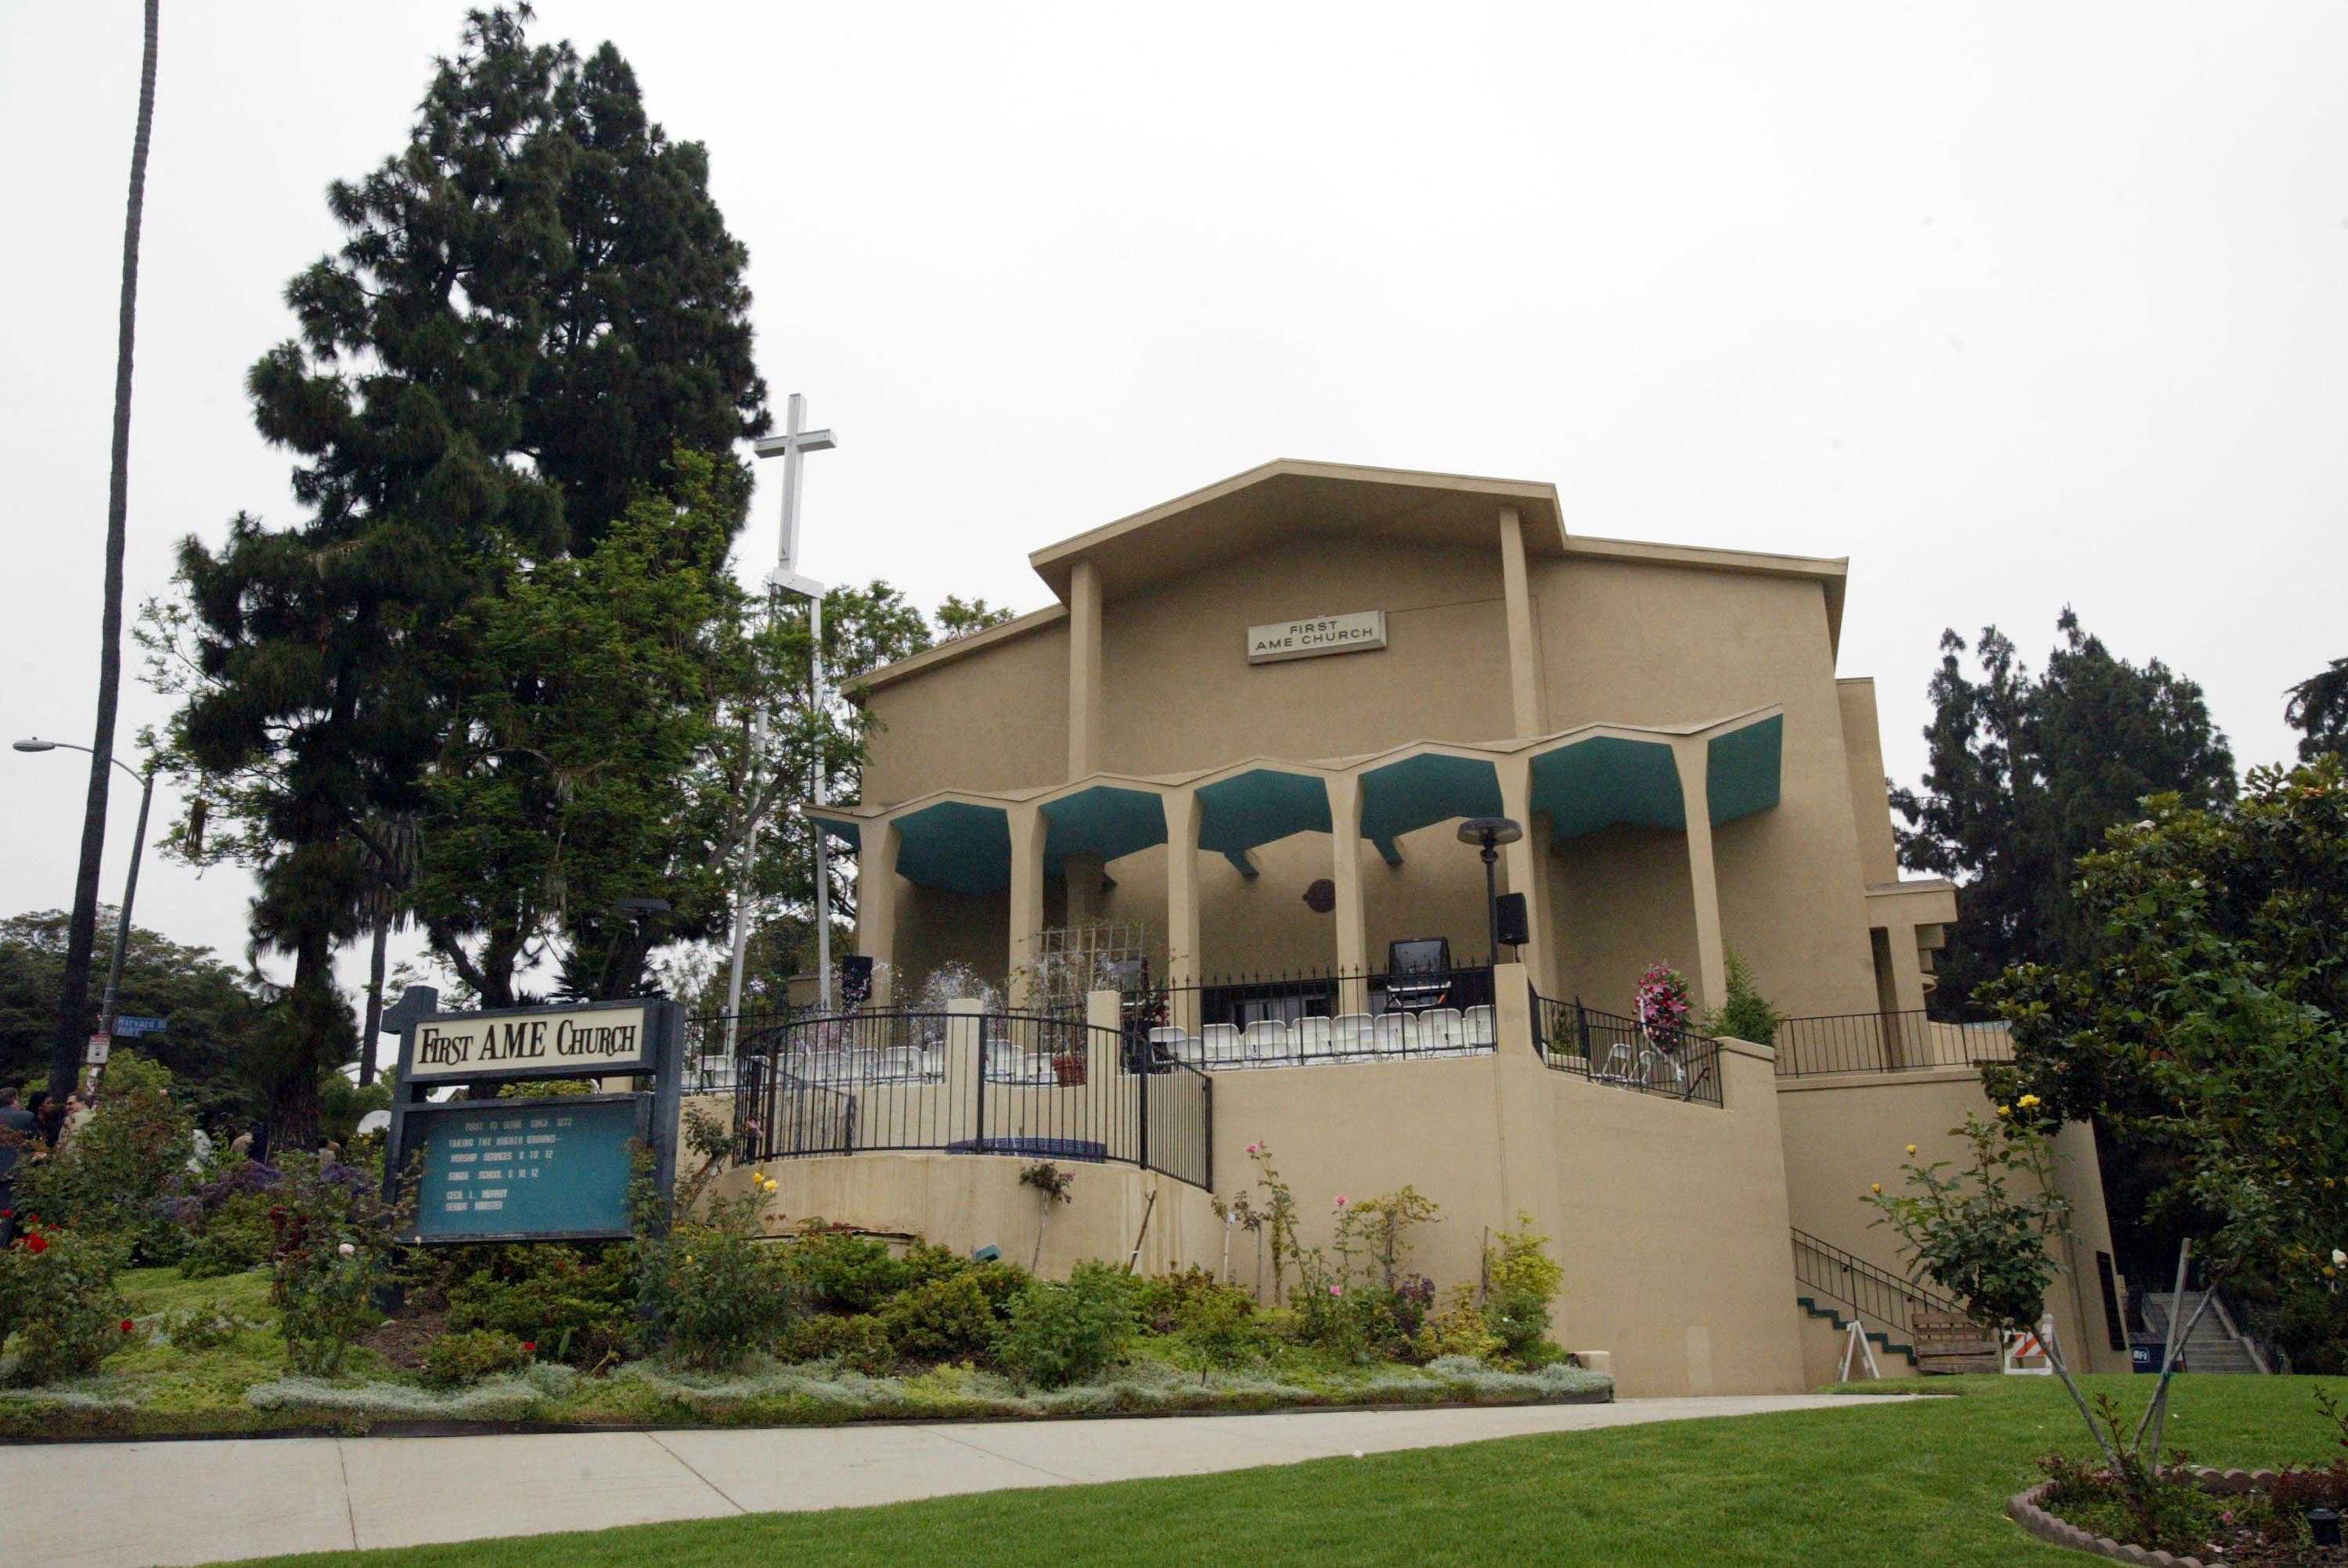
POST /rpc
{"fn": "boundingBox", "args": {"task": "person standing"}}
[0,1088,38,1247]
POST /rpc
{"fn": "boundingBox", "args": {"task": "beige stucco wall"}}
[1098,538,1516,777]
[859,617,1070,807]
[1774,1068,2133,1376]
[1532,558,1880,1019]
[1836,678,1901,886]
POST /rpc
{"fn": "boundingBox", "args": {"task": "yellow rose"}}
[1905,1144,1918,1156]
[1870,1182,1883,1195]
[2018,1094,2041,1109]
[1996,1105,2011,1118]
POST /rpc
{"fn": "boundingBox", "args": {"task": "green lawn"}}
[217,1373,2348,1568]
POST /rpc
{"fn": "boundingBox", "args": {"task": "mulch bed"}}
[2011,1469,2348,1568]
[360,1309,447,1373]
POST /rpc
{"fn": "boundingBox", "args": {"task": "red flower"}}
[24,1215,39,1228]
[0,1209,11,1217]
[522,1342,537,1353]
[120,1320,135,1336]
[23,1234,47,1254]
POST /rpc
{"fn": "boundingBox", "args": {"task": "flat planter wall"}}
[2008,1466,2294,1568]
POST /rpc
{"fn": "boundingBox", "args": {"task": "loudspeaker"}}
[840,955,875,1007]
[1495,892,1530,948]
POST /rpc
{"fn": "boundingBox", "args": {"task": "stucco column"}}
[945,998,985,1146]
[1499,505,1543,739]
[1068,558,1104,780]
[1085,987,1121,1089]
[1878,922,1928,1066]
[857,817,902,1007]
[1007,801,1046,1009]
[1326,771,1370,1015]
[1495,754,1554,994]
[1163,787,1202,1034]
[1671,737,1728,1016]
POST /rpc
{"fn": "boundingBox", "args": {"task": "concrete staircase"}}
[2141,1291,2267,1374]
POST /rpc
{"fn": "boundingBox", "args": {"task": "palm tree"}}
[50,0,161,1103]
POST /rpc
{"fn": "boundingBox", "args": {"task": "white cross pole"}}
[722,394,837,1057]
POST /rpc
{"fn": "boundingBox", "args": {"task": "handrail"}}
[1790,1227,1957,1342]
[1774,1010,2016,1077]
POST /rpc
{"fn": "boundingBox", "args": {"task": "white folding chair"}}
[1149,1026,1191,1068]
[1462,1005,1496,1046]
[1420,1008,1465,1053]
[1201,1023,1244,1066]
[1331,1013,1374,1059]
[1371,1011,1418,1056]
[1244,1020,1291,1065]
[1295,1016,1336,1064]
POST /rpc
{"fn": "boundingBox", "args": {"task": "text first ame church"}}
[729,460,2130,1394]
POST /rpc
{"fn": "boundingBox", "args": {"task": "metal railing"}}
[1771,1010,2016,1077]
[1144,962,1501,1071]
[1791,1227,1957,1347]
[1529,993,1724,1107]
[726,1009,1211,1190]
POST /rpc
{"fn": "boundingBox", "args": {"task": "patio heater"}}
[1456,816,1523,963]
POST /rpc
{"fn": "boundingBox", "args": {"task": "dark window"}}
[2096,1252,2127,1351]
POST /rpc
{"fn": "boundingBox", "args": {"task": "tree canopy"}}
[1983,757,2348,1368]
[0,909,268,1128]
[2287,656,2348,761]
[1891,609,2235,1016]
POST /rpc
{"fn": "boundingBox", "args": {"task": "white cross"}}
[725,394,841,1038]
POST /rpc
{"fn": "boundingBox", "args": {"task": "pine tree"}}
[2287,657,2348,761]
[1892,609,2236,1016]
[166,7,766,1138]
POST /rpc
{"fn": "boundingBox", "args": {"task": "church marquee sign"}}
[1246,610,1387,664]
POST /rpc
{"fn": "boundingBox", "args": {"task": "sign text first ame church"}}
[1246,610,1387,664]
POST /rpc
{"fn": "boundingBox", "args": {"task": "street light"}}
[16,737,157,1067]
[1456,816,1523,963]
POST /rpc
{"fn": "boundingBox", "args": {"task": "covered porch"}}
[816,707,1784,1028]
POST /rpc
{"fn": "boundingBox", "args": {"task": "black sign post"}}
[382,993,685,1244]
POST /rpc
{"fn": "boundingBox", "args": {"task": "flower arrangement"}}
[1635,963,1691,1050]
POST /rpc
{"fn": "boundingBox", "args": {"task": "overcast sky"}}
[2,2,2339,1001]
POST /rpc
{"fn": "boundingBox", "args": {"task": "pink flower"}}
[1334,1195,1349,1208]
[1329,1284,1342,1296]
[1246,1142,1261,1156]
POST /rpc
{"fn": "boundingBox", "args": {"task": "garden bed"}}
[2011,1466,2348,1567]
[0,1265,1610,1445]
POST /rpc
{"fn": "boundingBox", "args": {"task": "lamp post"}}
[1456,815,1523,963]
[16,738,155,1069]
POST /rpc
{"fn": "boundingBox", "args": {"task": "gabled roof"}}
[1027,459,1568,602]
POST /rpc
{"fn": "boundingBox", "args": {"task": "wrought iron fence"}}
[1770,1010,2015,1077]
[1790,1227,1956,1347]
[1529,993,1724,1107]
[724,1009,1211,1190]
[1146,961,1501,1070]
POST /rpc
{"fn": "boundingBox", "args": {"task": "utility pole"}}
[724,394,837,1056]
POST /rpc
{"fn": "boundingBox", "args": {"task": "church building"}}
[725,460,2129,1396]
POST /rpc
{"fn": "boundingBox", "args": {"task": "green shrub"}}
[636,1186,793,1371]
[787,1226,917,1312]
[963,1259,1032,1318]
[1414,1284,1503,1363]
[266,1153,402,1378]
[1133,1265,1237,1334]
[1481,1213,1565,1362]
[779,1312,895,1374]
[154,1304,250,1351]
[879,1271,996,1364]
[1171,1284,1260,1382]
[0,1219,134,1386]
[13,1053,194,1262]
[422,1329,532,1390]
[443,1244,632,1368]
[180,1191,275,1280]
[1706,948,1784,1046]
[995,1261,1137,1390]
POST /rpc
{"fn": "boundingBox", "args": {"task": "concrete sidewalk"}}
[20,1394,1914,1568]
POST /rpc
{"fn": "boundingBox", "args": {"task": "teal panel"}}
[895,800,1012,894]
[808,814,861,851]
[1529,736,1685,840]
[1042,786,1168,871]
[1197,768,1332,855]
[1358,753,1503,843]
[1706,714,1783,825]
[409,1097,641,1241]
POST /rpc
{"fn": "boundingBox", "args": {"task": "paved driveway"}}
[16,1394,1915,1567]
